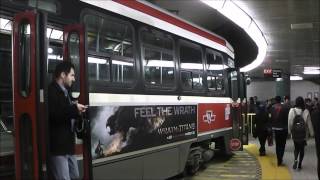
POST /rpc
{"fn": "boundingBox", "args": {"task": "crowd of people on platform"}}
[249,95,319,178]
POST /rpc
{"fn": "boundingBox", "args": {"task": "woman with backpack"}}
[288,96,314,170]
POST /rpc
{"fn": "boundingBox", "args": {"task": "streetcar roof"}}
[80,0,235,59]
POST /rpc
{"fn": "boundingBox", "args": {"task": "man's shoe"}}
[293,160,298,169]
[298,162,302,170]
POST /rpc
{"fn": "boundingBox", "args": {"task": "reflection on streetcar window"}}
[180,41,203,90]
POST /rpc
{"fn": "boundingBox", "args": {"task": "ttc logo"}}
[203,110,216,124]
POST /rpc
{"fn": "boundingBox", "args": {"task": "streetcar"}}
[0,0,248,179]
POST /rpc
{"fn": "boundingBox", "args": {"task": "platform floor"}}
[179,137,318,180]
[186,149,261,180]
[251,137,318,180]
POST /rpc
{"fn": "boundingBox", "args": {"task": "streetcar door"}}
[63,24,92,179]
[229,70,243,149]
[11,11,43,179]
[239,73,249,145]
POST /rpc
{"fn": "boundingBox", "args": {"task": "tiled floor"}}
[252,137,318,180]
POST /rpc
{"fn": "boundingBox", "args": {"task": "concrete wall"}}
[247,80,320,101]
[247,81,276,101]
[290,81,320,100]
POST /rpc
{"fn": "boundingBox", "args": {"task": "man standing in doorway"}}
[48,61,87,180]
[271,96,289,166]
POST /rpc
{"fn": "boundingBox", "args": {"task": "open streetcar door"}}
[228,70,244,150]
[239,72,249,145]
[12,11,45,179]
[63,24,92,179]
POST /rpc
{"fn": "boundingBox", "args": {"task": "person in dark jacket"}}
[271,96,289,166]
[49,61,87,180]
[253,102,271,156]
[311,103,320,179]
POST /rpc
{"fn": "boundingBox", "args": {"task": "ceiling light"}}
[200,0,268,73]
[48,47,53,54]
[181,63,203,70]
[144,60,174,68]
[290,76,303,80]
[276,78,283,81]
[113,60,133,66]
[47,28,52,38]
[207,64,226,70]
[303,70,320,75]
[303,66,320,74]
[201,0,225,10]
[304,66,320,70]
[291,23,313,30]
[88,57,107,64]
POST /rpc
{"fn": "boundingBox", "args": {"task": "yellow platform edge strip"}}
[244,144,292,180]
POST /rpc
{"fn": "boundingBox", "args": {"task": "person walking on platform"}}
[48,61,87,180]
[288,96,314,170]
[271,96,290,166]
[284,96,292,108]
[311,103,320,178]
[253,102,271,156]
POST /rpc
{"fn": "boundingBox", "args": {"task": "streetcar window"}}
[19,22,31,97]
[84,14,135,85]
[84,14,133,58]
[88,57,110,81]
[206,49,225,91]
[141,29,174,88]
[180,41,203,90]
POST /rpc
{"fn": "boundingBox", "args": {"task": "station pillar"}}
[276,75,290,98]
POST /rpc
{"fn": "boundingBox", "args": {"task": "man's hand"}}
[77,103,87,113]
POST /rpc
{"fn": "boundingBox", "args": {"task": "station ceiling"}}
[150,0,320,81]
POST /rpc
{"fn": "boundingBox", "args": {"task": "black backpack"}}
[291,109,306,142]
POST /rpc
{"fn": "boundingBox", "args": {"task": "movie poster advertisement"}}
[90,105,197,160]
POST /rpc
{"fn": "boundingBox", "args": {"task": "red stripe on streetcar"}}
[114,0,226,46]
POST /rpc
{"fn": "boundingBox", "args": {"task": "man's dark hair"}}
[54,61,75,79]
[284,96,290,101]
[275,96,281,103]
[295,96,305,110]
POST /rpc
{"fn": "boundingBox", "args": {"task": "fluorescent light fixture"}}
[303,66,320,74]
[0,18,12,31]
[304,66,320,70]
[144,60,174,68]
[200,0,268,72]
[221,1,252,29]
[48,54,63,60]
[276,78,283,81]
[303,70,320,75]
[113,60,133,66]
[207,64,225,70]
[291,23,313,30]
[181,63,203,70]
[51,29,63,40]
[47,28,52,38]
[193,77,202,83]
[88,57,107,64]
[201,0,225,9]
[290,75,303,80]
[26,24,31,35]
